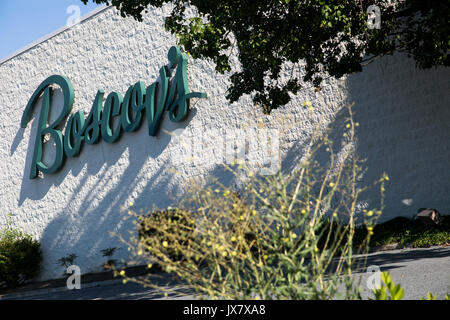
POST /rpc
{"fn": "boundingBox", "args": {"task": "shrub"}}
[371,272,405,300]
[0,220,42,288]
[353,215,450,248]
[101,247,120,270]
[137,208,196,262]
[57,253,78,277]
[117,106,385,299]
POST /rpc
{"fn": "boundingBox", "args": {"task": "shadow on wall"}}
[11,93,198,278]
[342,53,450,221]
[12,53,449,280]
[13,87,198,207]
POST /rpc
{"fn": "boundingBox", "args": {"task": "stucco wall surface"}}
[0,6,448,280]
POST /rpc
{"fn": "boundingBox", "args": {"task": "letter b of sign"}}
[21,75,74,179]
[66,265,81,290]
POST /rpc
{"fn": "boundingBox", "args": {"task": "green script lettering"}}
[21,46,206,179]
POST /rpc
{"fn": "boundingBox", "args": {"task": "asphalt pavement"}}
[1,246,449,300]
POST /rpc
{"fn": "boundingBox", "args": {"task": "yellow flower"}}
[224,190,230,197]
[333,212,338,218]
[239,215,244,221]
[222,251,228,257]
[367,226,373,232]
[231,236,236,242]
[290,232,297,239]
[214,189,220,193]
[252,210,257,216]
[346,123,351,128]
[314,247,319,253]
[119,270,125,276]
[147,264,153,269]
[263,255,268,260]
[162,241,168,248]
[164,293,168,297]
[122,279,127,284]
[301,209,307,215]
[137,250,143,255]
[128,201,133,207]
[366,210,374,217]
[329,182,335,187]
[303,100,312,106]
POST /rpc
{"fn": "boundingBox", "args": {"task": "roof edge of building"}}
[0,5,110,66]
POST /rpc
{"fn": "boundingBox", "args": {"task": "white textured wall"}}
[0,6,448,280]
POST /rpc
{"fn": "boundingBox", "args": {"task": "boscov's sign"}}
[21,46,206,179]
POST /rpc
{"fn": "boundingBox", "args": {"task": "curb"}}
[0,264,157,300]
[0,278,124,300]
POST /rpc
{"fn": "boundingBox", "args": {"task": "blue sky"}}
[0,0,101,60]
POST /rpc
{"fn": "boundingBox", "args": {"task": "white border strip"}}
[0,5,110,66]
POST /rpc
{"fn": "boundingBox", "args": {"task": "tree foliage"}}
[81,0,449,113]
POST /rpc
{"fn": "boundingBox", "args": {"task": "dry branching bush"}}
[115,106,387,299]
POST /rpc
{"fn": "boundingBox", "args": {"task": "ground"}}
[1,246,448,300]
